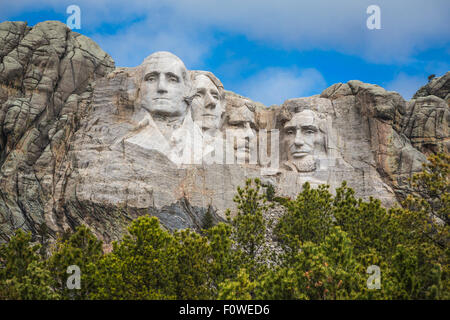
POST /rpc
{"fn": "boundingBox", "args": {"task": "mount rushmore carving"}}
[123,51,264,167]
[115,51,346,175]
[0,21,448,242]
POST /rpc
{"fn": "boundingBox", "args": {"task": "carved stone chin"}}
[284,156,317,172]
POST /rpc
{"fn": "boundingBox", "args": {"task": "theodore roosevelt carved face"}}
[139,51,190,120]
[227,105,257,163]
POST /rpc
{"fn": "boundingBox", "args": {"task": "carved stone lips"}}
[292,151,309,157]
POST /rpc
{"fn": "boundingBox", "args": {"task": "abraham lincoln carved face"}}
[282,109,327,172]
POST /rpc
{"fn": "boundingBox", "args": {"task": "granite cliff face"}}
[0,21,448,242]
[0,21,114,240]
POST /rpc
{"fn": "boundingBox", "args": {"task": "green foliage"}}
[36,222,50,259]
[207,222,237,292]
[91,216,179,299]
[389,243,444,299]
[254,267,307,300]
[0,229,40,280]
[275,182,334,261]
[227,179,269,258]
[201,205,215,231]
[173,229,213,299]
[217,269,256,300]
[268,153,448,299]
[405,152,449,248]
[264,183,275,201]
[0,230,58,299]
[253,227,366,300]
[0,154,448,300]
[226,178,273,282]
[47,225,104,299]
[271,182,448,299]
[331,184,416,263]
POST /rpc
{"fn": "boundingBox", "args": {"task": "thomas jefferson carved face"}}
[283,109,326,172]
[139,52,190,118]
[191,74,224,131]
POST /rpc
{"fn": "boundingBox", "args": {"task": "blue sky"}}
[1,0,449,105]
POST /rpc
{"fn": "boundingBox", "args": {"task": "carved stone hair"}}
[139,51,192,106]
[190,70,225,100]
[141,51,190,84]
[277,106,327,134]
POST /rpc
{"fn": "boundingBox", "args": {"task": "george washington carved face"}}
[139,52,190,119]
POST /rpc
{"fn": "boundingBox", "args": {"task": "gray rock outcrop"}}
[414,71,450,102]
[0,21,448,243]
[0,21,114,240]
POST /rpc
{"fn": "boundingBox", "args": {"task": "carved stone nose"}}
[157,79,168,93]
[205,94,216,109]
[294,133,305,145]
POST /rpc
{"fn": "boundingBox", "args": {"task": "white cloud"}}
[90,20,213,68]
[239,67,326,106]
[386,73,427,100]
[1,0,448,66]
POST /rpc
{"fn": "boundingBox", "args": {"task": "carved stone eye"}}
[145,75,155,81]
[286,129,295,135]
